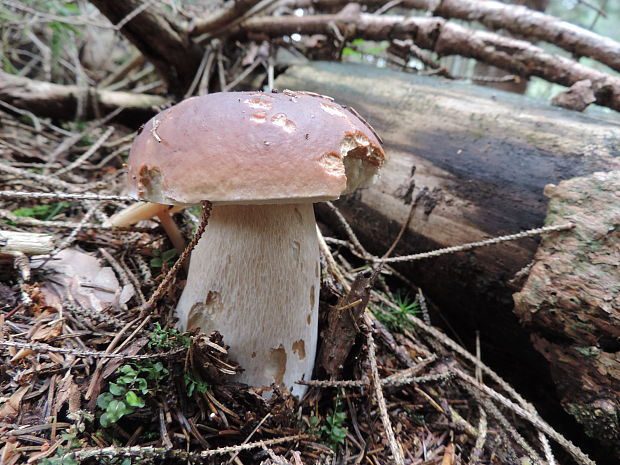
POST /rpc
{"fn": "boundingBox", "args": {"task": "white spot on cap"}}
[244,97,272,110]
[320,102,347,118]
[271,113,297,133]
[250,112,267,123]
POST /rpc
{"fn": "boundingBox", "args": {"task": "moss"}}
[566,401,619,441]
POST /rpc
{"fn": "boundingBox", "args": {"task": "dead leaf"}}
[0,439,21,465]
[441,443,456,465]
[32,248,134,312]
[0,386,30,421]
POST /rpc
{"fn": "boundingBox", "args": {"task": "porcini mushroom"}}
[126,90,385,396]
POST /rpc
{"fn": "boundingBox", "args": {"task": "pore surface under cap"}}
[127,91,385,205]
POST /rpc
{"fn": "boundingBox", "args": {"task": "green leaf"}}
[96,392,114,409]
[120,365,137,376]
[117,375,134,385]
[105,399,132,423]
[125,391,145,408]
[100,412,112,428]
[108,383,126,396]
[150,257,163,268]
[342,47,361,58]
[161,248,178,262]
[136,377,148,394]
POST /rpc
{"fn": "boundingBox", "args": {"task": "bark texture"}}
[316,272,373,379]
[191,0,261,35]
[289,0,620,74]
[0,71,169,122]
[472,0,549,94]
[513,172,620,452]
[239,10,620,112]
[88,0,201,93]
[275,62,620,428]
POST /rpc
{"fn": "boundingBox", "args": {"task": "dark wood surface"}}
[275,63,619,453]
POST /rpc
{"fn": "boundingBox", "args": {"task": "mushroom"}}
[107,203,187,252]
[125,90,386,396]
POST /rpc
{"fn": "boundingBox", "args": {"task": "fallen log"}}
[0,71,169,122]
[274,62,620,447]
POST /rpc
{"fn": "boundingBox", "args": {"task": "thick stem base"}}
[176,203,320,397]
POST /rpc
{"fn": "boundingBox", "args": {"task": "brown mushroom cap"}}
[127,90,385,205]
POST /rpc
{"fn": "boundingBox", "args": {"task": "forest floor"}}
[0,111,596,465]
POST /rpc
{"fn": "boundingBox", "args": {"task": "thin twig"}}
[297,371,449,388]
[325,201,371,258]
[49,203,99,255]
[0,211,152,232]
[0,340,185,359]
[64,435,310,462]
[54,127,115,176]
[366,322,404,465]
[455,369,595,465]
[540,432,557,465]
[374,223,574,263]
[468,407,487,465]
[226,413,271,464]
[0,191,142,202]
[115,0,157,30]
[143,201,212,312]
[99,248,145,305]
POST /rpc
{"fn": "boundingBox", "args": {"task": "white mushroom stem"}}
[176,203,320,398]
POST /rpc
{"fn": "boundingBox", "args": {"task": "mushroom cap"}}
[127,91,386,205]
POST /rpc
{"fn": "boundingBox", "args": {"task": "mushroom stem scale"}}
[176,203,320,397]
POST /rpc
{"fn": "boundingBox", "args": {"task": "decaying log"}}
[275,62,620,414]
[0,71,169,121]
[513,171,620,450]
[240,8,620,112]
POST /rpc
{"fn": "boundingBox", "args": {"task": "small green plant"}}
[12,202,70,221]
[150,248,177,268]
[342,39,388,59]
[184,371,209,397]
[97,362,168,427]
[41,411,93,465]
[148,322,190,350]
[308,391,348,451]
[373,292,420,332]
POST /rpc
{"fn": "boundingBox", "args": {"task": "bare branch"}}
[288,0,620,73]
[191,0,262,35]
[88,0,201,93]
[237,12,620,112]
[0,71,169,121]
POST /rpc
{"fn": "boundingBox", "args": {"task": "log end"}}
[513,171,620,447]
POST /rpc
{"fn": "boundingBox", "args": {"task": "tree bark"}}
[0,71,169,122]
[472,0,549,94]
[88,0,201,94]
[239,10,620,112]
[514,172,620,453]
[286,0,620,74]
[274,62,620,432]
